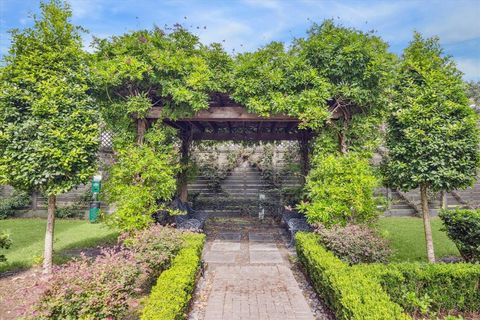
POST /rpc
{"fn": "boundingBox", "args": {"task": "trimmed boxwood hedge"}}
[354,262,480,314]
[141,232,205,320]
[295,232,411,320]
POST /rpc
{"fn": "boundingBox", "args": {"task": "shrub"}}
[0,231,12,262]
[295,232,410,320]
[356,262,480,315]
[299,153,382,226]
[439,209,480,263]
[0,189,30,219]
[33,226,184,319]
[314,224,392,264]
[55,204,85,219]
[141,232,205,320]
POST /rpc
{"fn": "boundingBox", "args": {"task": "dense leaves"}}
[383,33,479,193]
[314,224,391,264]
[299,152,381,225]
[33,225,184,319]
[439,209,480,262]
[233,42,331,129]
[0,0,99,195]
[0,231,12,262]
[104,125,179,232]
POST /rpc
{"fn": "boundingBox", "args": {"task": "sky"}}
[1,0,479,81]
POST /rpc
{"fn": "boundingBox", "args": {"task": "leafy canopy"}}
[232,42,331,129]
[0,0,98,195]
[383,32,479,192]
[92,26,233,145]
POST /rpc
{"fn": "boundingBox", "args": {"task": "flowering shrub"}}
[32,226,185,320]
[314,224,392,264]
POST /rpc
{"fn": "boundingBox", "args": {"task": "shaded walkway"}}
[189,217,333,320]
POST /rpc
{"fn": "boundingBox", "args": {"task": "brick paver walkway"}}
[194,221,315,320]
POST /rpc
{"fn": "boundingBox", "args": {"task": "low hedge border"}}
[295,232,410,320]
[354,263,480,314]
[141,232,205,320]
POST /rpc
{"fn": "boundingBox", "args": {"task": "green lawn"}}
[0,218,119,272]
[377,216,460,262]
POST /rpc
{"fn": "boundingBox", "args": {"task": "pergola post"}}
[178,128,192,202]
[299,133,311,184]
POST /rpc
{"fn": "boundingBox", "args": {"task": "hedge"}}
[141,232,205,320]
[295,232,410,320]
[354,263,480,313]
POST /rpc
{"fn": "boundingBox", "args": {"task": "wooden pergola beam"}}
[148,106,301,122]
[191,131,313,141]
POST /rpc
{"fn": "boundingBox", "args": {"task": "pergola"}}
[139,94,343,201]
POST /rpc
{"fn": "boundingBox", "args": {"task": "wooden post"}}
[178,128,192,202]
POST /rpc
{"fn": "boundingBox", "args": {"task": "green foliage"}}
[141,232,205,320]
[295,232,410,320]
[383,32,479,193]
[356,262,480,315]
[104,125,179,232]
[0,189,30,219]
[439,209,480,262]
[0,0,99,196]
[296,20,397,152]
[55,204,85,219]
[314,224,392,264]
[233,42,331,129]
[299,152,381,225]
[92,25,232,145]
[0,231,12,262]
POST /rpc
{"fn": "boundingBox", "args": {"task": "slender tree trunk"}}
[420,184,435,263]
[178,130,192,202]
[136,118,146,145]
[43,194,56,274]
[440,191,447,210]
[338,131,348,154]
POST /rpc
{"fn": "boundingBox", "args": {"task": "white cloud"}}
[455,57,480,81]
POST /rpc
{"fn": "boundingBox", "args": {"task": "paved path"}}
[190,219,317,320]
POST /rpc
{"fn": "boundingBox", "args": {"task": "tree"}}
[0,0,98,273]
[383,32,479,263]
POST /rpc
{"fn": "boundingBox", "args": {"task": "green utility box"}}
[89,201,100,223]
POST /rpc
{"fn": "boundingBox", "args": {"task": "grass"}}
[0,218,119,273]
[377,216,460,262]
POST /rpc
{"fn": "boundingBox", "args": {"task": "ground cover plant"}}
[31,225,186,319]
[377,217,459,262]
[0,219,118,273]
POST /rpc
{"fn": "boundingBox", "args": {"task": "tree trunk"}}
[178,130,192,202]
[136,118,146,145]
[440,191,447,210]
[420,184,435,263]
[338,131,348,154]
[43,194,56,274]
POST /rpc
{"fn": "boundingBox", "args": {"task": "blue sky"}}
[1,0,479,80]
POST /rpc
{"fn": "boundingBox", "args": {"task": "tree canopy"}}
[0,0,98,195]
